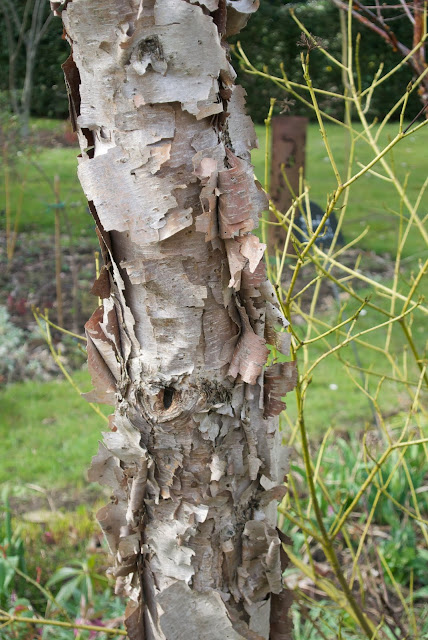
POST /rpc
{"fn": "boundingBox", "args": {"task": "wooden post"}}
[268,116,308,254]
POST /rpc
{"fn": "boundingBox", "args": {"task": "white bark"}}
[54,0,295,637]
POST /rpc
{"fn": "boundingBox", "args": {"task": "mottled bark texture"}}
[53,0,296,637]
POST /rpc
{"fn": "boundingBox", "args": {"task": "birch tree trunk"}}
[53,1,296,637]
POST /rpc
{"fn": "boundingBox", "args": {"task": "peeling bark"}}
[54,0,295,637]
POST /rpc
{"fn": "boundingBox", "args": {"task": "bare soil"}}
[1,231,98,336]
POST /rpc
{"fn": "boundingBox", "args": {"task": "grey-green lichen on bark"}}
[53,0,296,637]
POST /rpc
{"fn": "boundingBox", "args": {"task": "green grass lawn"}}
[283,294,427,434]
[0,369,110,488]
[253,122,428,257]
[2,140,92,236]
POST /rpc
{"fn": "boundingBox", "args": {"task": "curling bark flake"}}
[53,0,296,637]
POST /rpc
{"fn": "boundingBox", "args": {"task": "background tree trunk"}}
[54,0,296,637]
[1,0,53,134]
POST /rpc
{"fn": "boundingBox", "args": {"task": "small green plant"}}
[0,488,26,608]
[46,556,108,611]
[0,494,126,638]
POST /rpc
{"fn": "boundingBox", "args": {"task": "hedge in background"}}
[232,0,420,123]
